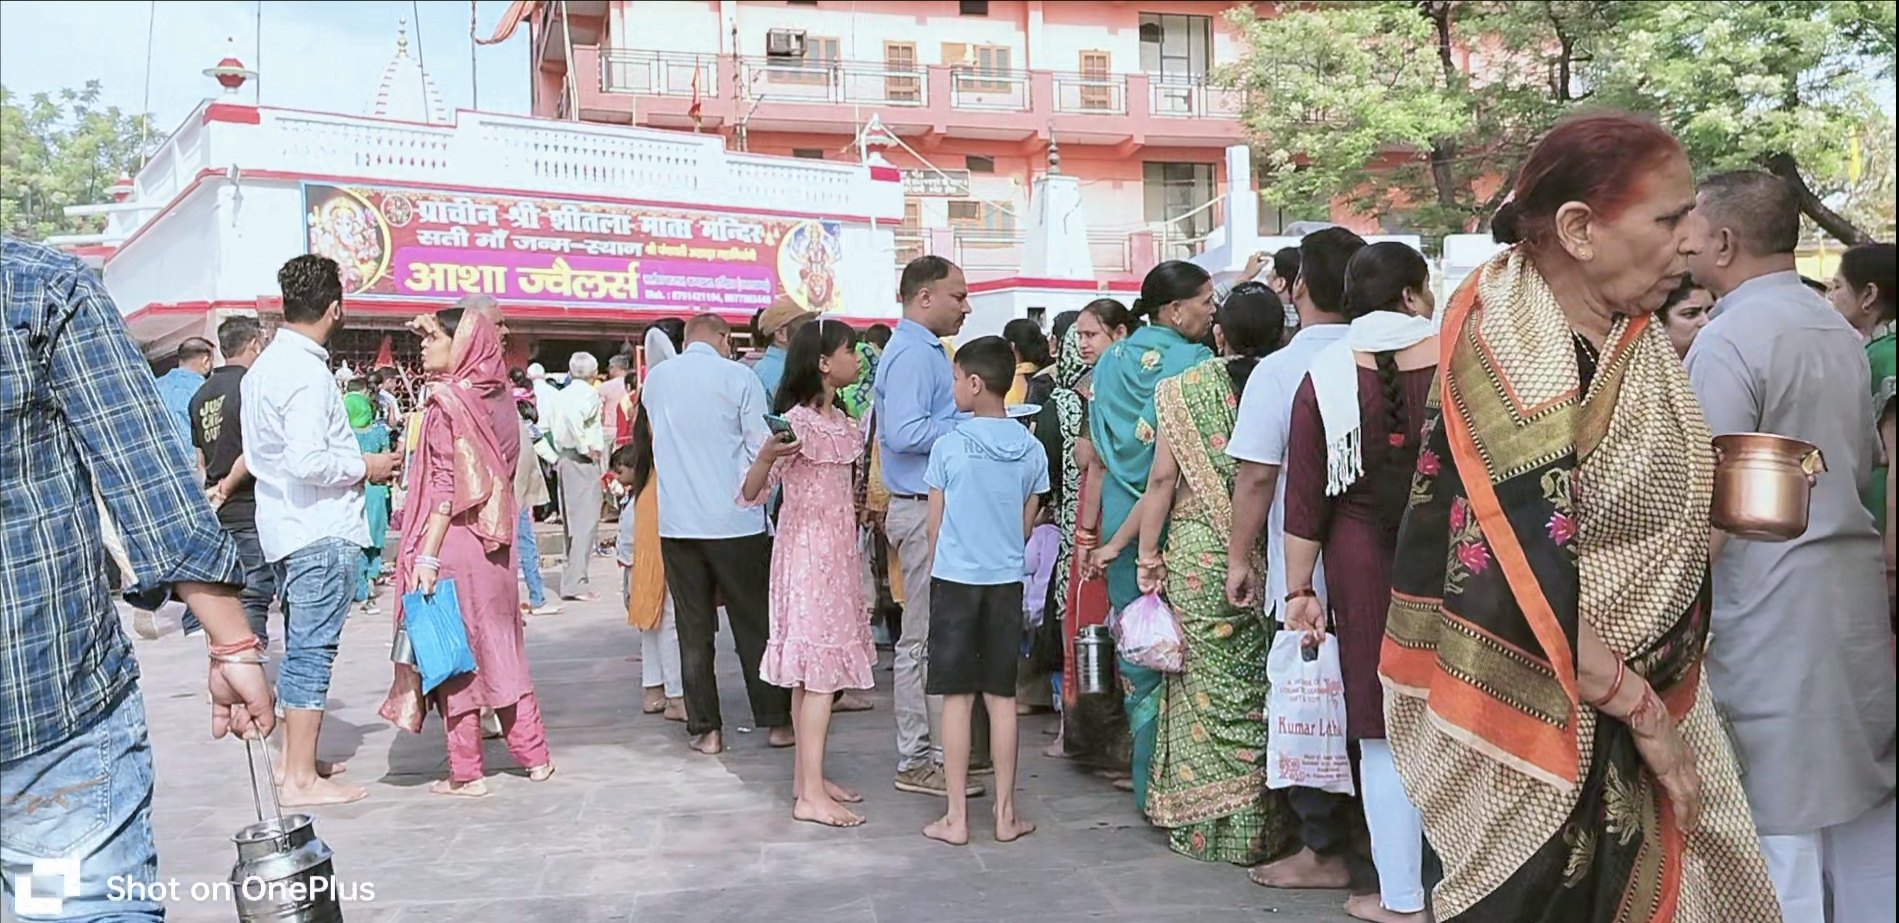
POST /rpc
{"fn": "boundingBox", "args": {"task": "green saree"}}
[1146,358,1295,864]
[1089,323,1213,808]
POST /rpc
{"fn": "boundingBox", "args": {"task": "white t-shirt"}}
[1225,323,1350,621]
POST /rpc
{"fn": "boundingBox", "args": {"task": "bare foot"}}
[1249,847,1352,890]
[923,815,969,846]
[1111,777,1134,792]
[766,725,796,748]
[793,796,865,828]
[278,775,368,807]
[690,731,724,755]
[428,778,490,798]
[993,810,1037,843]
[527,762,556,782]
[641,686,666,714]
[833,692,874,712]
[796,777,864,804]
[1344,894,1427,923]
[273,760,347,787]
[1042,739,1067,759]
[663,698,686,722]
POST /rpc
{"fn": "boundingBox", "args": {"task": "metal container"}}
[1075,624,1116,696]
[1711,432,1825,542]
[230,814,344,923]
[389,628,416,666]
[230,739,345,922]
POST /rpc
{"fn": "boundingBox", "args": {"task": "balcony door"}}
[1138,12,1211,84]
[1144,161,1216,255]
[1079,51,1112,111]
[885,41,920,104]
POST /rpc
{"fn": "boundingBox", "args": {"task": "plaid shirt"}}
[0,238,242,763]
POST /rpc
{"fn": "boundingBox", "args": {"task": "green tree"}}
[1223,1,1895,243]
[0,81,155,240]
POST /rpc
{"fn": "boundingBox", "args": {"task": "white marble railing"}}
[110,101,901,243]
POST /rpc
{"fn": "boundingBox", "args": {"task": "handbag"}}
[401,578,478,694]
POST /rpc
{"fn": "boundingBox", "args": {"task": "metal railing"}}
[1148,77,1243,118]
[949,68,1032,111]
[742,57,930,107]
[599,49,717,97]
[1052,72,1128,114]
[897,228,1147,275]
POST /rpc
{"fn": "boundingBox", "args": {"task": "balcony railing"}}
[1053,73,1127,115]
[1149,78,1244,119]
[742,56,931,108]
[600,49,717,98]
[948,68,1032,112]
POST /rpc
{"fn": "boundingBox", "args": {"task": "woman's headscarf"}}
[644,325,678,367]
[1089,323,1213,505]
[344,391,377,430]
[401,311,515,559]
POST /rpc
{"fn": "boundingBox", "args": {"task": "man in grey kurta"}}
[1686,170,1896,923]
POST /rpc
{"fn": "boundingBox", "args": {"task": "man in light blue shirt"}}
[641,314,791,755]
[154,336,214,452]
[873,255,975,798]
[751,296,812,403]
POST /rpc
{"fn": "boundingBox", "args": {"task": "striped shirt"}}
[1,238,242,762]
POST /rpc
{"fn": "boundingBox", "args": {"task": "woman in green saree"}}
[1826,242,1895,601]
[1125,282,1294,863]
[345,385,392,612]
[1087,260,1216,809]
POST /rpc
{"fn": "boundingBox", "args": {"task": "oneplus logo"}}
[14,857,82,915]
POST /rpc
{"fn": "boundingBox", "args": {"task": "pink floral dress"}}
[750,404,875,693]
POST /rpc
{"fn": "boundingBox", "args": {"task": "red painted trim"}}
[62,244,118,258]
[966,276,1141,294]
[239,169,894,224]
[868,165,901,182]
[203,103,262,125]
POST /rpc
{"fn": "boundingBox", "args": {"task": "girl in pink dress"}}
[741,318,875,828]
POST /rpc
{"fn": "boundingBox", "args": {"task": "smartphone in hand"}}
[763,413,796,441]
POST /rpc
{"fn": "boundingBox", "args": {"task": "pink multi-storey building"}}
[520,0,1296,284]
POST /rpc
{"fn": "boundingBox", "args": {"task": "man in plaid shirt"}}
[1,238,276,920]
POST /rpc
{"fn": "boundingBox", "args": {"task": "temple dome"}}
[371,18,449,123]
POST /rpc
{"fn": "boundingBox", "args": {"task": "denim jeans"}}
[1,688,161,922]
[517,509,547,608]
[181,520,276,642]
[270,536,356,711]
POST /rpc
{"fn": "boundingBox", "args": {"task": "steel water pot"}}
[230,813,345,923]
[1075,624,1116,696]
[1710,432,1824,542]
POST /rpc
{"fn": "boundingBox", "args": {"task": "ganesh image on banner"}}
[305,185,392,295]
[778,219,843,312]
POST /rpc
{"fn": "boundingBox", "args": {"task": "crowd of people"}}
[2,109,1894,922]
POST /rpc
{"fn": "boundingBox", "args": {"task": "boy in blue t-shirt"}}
[922,336,1049,846]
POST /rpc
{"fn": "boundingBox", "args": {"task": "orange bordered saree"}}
[1379,249,1780,922]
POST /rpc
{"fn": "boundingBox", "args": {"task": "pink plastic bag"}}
[1113,592,1185,673]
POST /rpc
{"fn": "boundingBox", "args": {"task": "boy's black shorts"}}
[925,578,1022,698]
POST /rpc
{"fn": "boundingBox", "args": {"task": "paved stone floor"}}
[119,557,1359,923]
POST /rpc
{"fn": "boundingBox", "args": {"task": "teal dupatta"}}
[1085,322,1210,811]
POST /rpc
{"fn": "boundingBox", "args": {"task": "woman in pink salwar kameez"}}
[380,307,555,797]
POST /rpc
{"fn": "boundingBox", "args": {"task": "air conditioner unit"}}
[766,29,807,58]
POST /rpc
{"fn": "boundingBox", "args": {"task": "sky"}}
[0,0,531,131]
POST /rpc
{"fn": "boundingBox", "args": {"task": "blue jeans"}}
[270,536,355,711]
[517,509,547,608]
[1,688,161,922]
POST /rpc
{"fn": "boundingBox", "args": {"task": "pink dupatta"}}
[379,310,517,732]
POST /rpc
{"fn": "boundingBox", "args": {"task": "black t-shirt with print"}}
[189,365,254,527]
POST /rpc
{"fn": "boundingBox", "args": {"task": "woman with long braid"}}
[1278,242,1436,922]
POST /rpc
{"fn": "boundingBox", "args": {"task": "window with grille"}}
[1143,161,1217,243]
[885,41,920,103]
[960,1,990,15]
[965,155,996,173]
[772,35,839,86]
[943,42,1012,93]
[1079,51,1113,110]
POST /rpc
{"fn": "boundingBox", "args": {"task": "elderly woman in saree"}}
[1087,261,1216,809]
[1380,112,1780,921]
[380,306,555,797]
[1123,282,1292,865]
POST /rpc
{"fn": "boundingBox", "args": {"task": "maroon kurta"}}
[1282,365,1434,740]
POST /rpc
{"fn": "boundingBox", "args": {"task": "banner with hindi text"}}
[301,182,844,312]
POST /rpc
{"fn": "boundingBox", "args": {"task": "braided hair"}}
[1341,242,1431,526]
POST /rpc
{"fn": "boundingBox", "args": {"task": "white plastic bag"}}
[1264,631,1355,794]
[1114,592,1185,673]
